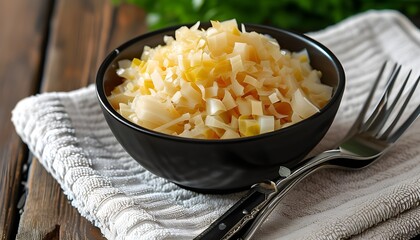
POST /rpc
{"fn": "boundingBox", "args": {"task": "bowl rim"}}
[96,22,345,144]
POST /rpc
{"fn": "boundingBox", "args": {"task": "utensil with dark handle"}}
[195,62,420,240]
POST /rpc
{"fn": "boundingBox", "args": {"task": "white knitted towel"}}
[12,10,420,240]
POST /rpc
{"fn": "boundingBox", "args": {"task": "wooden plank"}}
[0,0,52,239]
[106,3,148,51]
[40,0,112,91]
[16,1,147,239]
[16,0,113,238]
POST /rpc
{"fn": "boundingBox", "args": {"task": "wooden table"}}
[3,2,420,239]
[0,1,147,239]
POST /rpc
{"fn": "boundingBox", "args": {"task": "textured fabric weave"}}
[12,10,420,239]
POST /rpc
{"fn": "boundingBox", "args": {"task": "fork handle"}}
[195,149,343,240]
[238,165,325,240]
[194,181,278,240]
[237,150,344,239]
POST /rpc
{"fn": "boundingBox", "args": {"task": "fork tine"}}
[368,70,412,136]
[381,74,420,141]
[362,64,401,133]
[343,62,388,140]
[387,104,420,143]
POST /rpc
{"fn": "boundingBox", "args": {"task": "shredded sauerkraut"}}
[108,19,332,139]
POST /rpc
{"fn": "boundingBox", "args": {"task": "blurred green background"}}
[113,0,420,32]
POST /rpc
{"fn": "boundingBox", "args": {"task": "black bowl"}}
[96,23,345,193]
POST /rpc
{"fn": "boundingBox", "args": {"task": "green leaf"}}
[115,0,420,31]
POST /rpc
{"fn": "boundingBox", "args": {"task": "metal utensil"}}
[195,62,420,240]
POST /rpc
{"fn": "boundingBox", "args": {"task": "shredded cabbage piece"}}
[108,19,332,139]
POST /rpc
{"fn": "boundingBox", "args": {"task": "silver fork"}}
[195,62,420,240]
